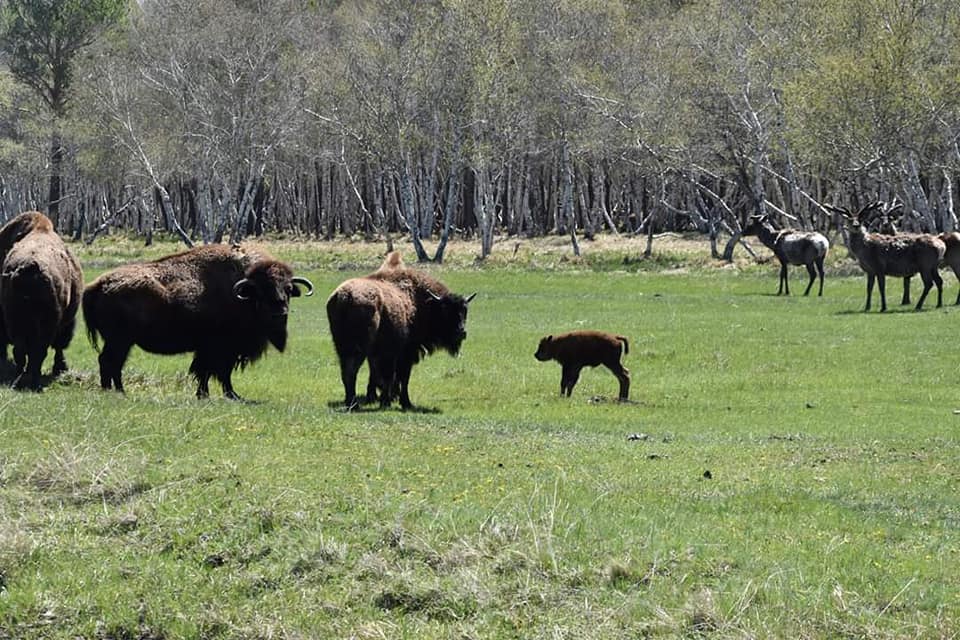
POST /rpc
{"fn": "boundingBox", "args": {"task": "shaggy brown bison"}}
[534,330,630,401]
[326,251,475,409]
[82,244,313,399]
[0,212,83,389]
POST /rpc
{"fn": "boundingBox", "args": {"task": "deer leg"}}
[915,270,933,311]
[778,262,788,295]
[865,273,875,311]
[803,262,816,296]
[901,276,911,305]
[934,269,943,308]
[816,257,825,296]
[877,274,888,312]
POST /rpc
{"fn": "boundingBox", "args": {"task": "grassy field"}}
[1,234,959,638]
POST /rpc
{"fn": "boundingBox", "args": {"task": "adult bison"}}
[82,244,313,399]
[0,211,83,389]
[326,251,475,410]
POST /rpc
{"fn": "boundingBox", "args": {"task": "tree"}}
[0,0,127,229]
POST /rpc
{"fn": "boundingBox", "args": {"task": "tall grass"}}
[0,238,958,638]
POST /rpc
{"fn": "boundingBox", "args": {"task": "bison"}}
[326,251,475,410]
[534,330,630,401]
[0,211,83,389]
[82,244,313,399]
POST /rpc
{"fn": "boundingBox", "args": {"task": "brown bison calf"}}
[0,212,83,390]
[534,330,630,400]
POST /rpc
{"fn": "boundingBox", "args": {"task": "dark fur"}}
[534,330,630,400]
[830,203,945,312]
[0,212,83,389]
[743,215,830,296]
[326,251,474,409]
[82,244,312,399]
[940,232,960,305]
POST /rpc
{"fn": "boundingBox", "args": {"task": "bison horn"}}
[427,289,443,301]
[292,276,314,297]
[233,278,252,300]
[465,292,477,304]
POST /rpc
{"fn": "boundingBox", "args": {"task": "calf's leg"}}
[605,361,630,401]
[560,364,581,397]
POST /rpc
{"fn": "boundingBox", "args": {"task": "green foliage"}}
[0,0,127,114]
[1,240,959,637]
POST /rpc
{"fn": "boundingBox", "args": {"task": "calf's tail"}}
[617,335,629,355]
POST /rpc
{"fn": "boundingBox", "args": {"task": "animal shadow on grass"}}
[325,400,442,415]
[0,359,62,391]
[834,307,930,316]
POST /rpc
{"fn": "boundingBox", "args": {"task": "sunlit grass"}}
[0,235,958,638]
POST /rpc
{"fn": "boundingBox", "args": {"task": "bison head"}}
[534,335,554,361]
[425,289,476,355]
[233,261,313,351]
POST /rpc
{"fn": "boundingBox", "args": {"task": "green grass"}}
[1,237,959,638]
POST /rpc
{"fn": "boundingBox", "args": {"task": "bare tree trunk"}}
[561,140,580,256]
[400,155,429,262]
[433,135,462,264]
[47,128,63,230]
[944,169,958,231]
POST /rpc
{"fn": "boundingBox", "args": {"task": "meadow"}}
[1,234,959,639]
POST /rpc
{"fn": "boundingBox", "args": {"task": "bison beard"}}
[0,212,83,390]
[82,244,312,400]
[326,252,475,410]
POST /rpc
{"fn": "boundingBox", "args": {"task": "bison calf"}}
[0,212,83,390]
[534,330,630,400]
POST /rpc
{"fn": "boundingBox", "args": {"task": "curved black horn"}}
[465,292,477,304]
[291,276,314,297]
[233,278,251,300]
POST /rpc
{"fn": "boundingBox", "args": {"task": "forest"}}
[1,0,959,260]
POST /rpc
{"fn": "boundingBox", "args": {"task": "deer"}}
[742,214,830,296]
[827,202,945,312]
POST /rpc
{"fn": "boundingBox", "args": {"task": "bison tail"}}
[81,285,101,352]
[617,335,629,355]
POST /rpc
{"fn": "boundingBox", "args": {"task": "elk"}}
[742,214,830,296]
[828,203,944,312]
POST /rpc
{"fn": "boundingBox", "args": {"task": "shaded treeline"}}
[1,0,959,259]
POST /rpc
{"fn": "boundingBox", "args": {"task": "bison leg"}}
[50,315,75,376]
[12,346,45,391]
[605,362,630,401]
[560,364,581,397]
[816,257,825,296]
[337,353,364,408]
[901,276,911,305]
[395,358,415,410]
[12,345,25,375]
[778,261,789,295]
[371,361,403,406]
[98,341,131,392]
